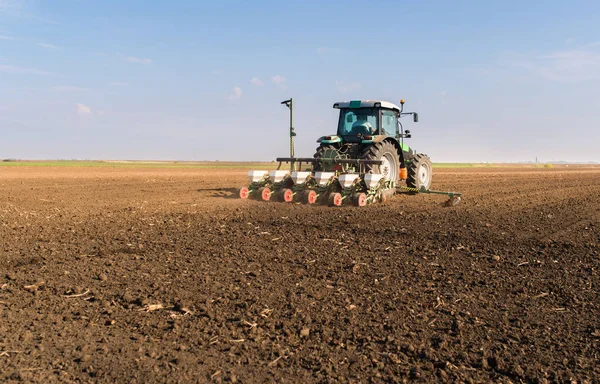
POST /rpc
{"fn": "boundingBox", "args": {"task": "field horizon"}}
[2,159,598,169]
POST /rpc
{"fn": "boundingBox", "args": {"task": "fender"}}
[361,136,409,152]
[363,137,410,168]
[317,135,342,144]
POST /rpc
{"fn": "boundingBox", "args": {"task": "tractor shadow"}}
[197,187,239,199]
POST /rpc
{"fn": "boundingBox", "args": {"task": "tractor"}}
[314,100,432,190]
[238,98,461,207]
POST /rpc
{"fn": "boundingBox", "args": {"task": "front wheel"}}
[406,153,433,190]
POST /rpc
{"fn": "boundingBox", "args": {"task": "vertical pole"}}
[289,98,295,171]
[281,98,296,171]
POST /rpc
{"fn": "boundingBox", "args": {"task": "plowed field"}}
[1,165,599,383]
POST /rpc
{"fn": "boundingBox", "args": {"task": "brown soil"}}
[1,165,599,383]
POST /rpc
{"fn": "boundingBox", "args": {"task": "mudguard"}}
[317,135,342,144]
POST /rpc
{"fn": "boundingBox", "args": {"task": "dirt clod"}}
[300,328,310,338]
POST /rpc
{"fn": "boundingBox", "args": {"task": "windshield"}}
[337,108,379,136]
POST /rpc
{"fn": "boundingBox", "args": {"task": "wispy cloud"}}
[0,64,51,75]
[507,44,600,83]
[0,34,15,40]
[271,75,287,89]
[37,42,58,49]
[271,75,286,85]
[336,81,361,93]
[0,0,23,11]
[228,86,242,101]
[251,77,264,86]
[108,81,128,87]
[125,56,152,65]
[54,85,88,92]
[76,103,93,117]
[0,0,58,24]
[316,47,328,56]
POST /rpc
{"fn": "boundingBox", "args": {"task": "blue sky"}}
[1,0,599,162]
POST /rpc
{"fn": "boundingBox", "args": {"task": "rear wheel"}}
[313,145,340,172]
[406,153,433,190]
[361,141,400,182]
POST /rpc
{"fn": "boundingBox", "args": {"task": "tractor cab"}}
[335,100,399,140]
[318,100,418,145]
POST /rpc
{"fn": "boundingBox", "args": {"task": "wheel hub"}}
[418,163,430,185]
[380,153,398,181]
[380,156,391,179]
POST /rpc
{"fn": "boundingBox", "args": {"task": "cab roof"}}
[333,100,401,112]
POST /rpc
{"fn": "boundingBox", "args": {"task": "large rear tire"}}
[361,141,400,182]
[313,145,338,172]
[406,153,433,190]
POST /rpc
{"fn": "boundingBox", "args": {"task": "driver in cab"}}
[352,116,377,135]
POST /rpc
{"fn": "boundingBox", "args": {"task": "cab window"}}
[337,108,379,136]
[381,110,397,136]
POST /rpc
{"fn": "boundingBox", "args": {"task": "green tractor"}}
[314,100,432,190]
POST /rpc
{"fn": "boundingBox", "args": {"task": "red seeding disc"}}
[334,193,342,206]
[356,193,367,207]
[260,187,271,201]
[307,190,317,204]
[238,187,250,199]
[282,188,293,203]
[328,192,342,207]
